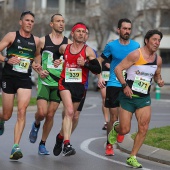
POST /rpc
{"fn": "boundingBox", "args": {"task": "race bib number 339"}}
[65,68,82,82]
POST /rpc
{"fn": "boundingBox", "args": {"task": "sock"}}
[57,133,64,140]
[34,122,40,128]
[64,140,70,145]
[13,144,19,148]
[39,140,46,145]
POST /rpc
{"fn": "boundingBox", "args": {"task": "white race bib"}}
[132,75,150,94]
[13,58,30,73]
[65,68,82,82]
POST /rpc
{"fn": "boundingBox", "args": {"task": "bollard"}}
[155,84,160,100]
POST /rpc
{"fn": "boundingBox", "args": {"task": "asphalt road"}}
[0,89,170,170]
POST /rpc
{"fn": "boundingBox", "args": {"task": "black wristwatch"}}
[4,57,9,63]
[122,83,128,89]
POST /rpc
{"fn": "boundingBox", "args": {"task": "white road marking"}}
[80,137,151,170]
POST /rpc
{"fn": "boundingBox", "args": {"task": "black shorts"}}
[105,86,122,108]
[77,90,87,111]
[1,76,32,94]
[59,78,85,103]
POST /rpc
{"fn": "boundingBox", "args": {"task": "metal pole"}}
[59,0,65,18]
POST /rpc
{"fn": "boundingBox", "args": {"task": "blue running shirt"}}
[101,39,140,87]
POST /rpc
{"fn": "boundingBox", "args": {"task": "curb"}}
[117,134,170,165]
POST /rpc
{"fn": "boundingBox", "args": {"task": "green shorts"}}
[37,82,60,103]
[118,91,151,113]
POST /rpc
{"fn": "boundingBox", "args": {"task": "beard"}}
[120,34,130,40]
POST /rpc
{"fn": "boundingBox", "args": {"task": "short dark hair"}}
[20,10,34,20]
[144,30,163,45]
[117,18,131,29]
[51,13,63,22]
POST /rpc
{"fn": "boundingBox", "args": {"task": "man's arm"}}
[154,56,164,87]
[59,44,67,55]
[32,36,49,78]
[115,50,139,98]
[34,36,42,65]
[0,32,20,64]
[115,50,139,85]
[83,46,101,74]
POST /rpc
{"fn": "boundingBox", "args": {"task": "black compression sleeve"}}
[84,59,101,74]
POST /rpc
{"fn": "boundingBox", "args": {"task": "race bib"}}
[45,51,55,69]
[132,75,150,94]
[44,50,63,70]
[102,71,110,81]
[65,68,82,82]
[13,58,30,73]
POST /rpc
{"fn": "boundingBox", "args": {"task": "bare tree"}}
[86,0,138,52]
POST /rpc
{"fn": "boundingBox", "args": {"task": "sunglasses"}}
[20,10,35,20]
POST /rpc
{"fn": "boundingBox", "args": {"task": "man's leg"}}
[0,92,14,135]
[10,88,31,160]
[72,110,80,133]
[131,106,151,156]
[58,90,77,156]
[126,106,151,168]
[29,99,48,143]
[39,101,59,155]
[15,88,31,144]
[100,87,109,130]
[105,107,118,156]
[42,101,59,141]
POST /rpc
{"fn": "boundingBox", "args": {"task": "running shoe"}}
[29,121,40,143]
[10,145,23,160]
[38,144,50,155]
[117,134,124,143]
[126,155,142,168]
[0,121,5,135]
[108,121,119,145]
[102,122,107,130]
[53,137,63,156]
[105,144,114,156]
[63,143,76,156]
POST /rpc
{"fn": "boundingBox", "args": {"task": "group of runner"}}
[0,11,164,169]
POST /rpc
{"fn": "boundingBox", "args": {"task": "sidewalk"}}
[117,134,170,166]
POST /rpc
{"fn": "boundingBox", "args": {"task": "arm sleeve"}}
[84,58,101,74]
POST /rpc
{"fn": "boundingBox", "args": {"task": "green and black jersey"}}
[2,31,36,78]
[39,35,68,86]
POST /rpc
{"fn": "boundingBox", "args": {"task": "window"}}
[160,9,170,27]
[160,49,170,66]
[47,0,59,8]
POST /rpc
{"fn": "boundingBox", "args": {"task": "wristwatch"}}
[4,57,9,63]
[122,83,128,89]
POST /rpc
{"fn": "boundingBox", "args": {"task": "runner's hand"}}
[54,59,62,68]
[77,54,85,66]
[123,86,133,98]
[7,56,20,65]
[157,79,164,87]
[98,76,106,89]
[40,70,49,78]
